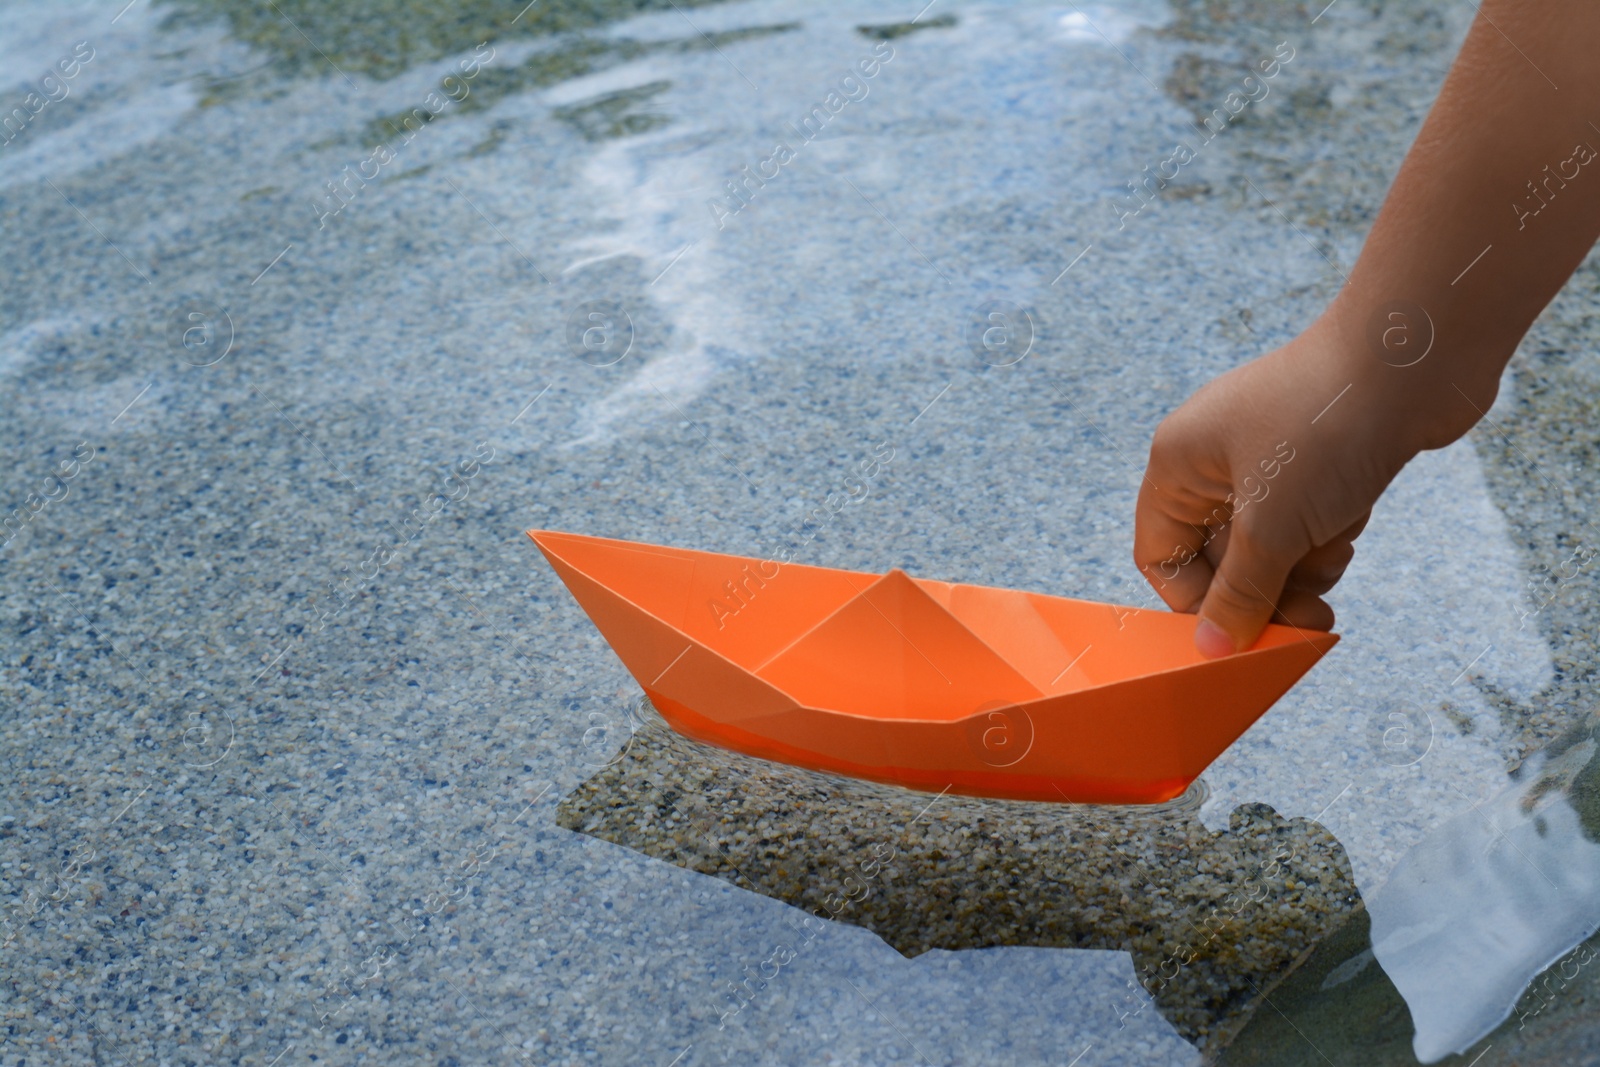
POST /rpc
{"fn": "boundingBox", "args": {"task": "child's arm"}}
[1134,0,1600,658]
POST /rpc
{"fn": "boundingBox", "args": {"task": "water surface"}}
[4,0,1600,1063]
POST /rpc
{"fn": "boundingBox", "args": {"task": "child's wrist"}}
[1311,296,1510,457]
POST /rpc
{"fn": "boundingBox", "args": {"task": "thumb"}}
[1194,525,1300,658]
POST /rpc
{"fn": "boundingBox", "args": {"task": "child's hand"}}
[1134,323,1414,658]
[1131,0,1600,657]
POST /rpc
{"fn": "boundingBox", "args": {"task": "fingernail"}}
[1194,618,1236,659]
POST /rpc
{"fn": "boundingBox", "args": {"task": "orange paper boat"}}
[529,530,1337,804]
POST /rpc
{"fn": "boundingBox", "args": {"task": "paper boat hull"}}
[530,530,1337,804]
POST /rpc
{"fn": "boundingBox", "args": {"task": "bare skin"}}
[1136,0,1600,658]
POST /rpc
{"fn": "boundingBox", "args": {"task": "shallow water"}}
[3,0,1600,1064]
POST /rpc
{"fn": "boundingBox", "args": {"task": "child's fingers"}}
[1132,493,1216,614]
[1194,521,1304,657]
[1272,588,1336,632]
[1284,511,1370,595]
[1285,544,1354,596]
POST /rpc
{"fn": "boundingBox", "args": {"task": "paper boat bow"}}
[530,530,1336,804]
